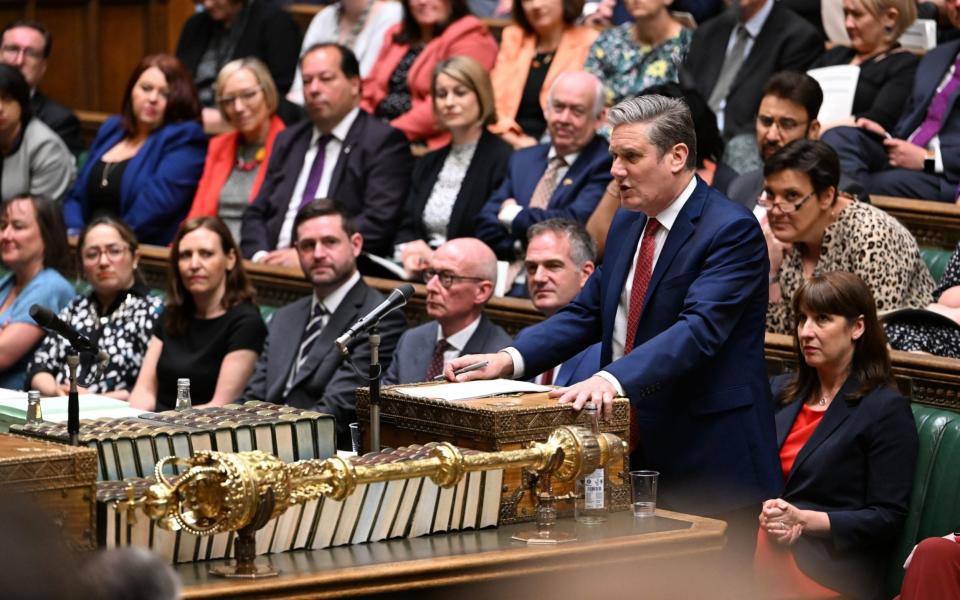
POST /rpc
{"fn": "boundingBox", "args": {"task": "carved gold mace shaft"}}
[142,425,625,536]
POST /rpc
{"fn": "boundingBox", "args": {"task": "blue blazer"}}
[893,39,960,182]
[475,135,612,259]
[512,177,781,515]
[771,374,918,600]
[63,116,207,245]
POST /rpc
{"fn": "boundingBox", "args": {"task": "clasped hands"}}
[759,498,806,545]
[856,117,927,171]
[442,352,619,419]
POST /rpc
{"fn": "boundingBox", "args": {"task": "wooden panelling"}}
[0,0,194,113]
[872,195,960,251]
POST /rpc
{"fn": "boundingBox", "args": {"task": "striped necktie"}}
[287,302,328,393]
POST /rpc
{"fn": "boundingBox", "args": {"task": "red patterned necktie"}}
[625,218,660,453]
[624,219,660,354]
[425,339,451,381]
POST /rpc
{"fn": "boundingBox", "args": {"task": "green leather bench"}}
[885,404,960,596]
[920,247,952,284]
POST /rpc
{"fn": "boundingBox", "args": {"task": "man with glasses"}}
[240,43,412,267]
[242,199,406,448]
[725,71,822,212]
[383,238,511,385]
[1,20,81,154]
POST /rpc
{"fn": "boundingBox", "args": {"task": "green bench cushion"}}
[886,404,960,596]
[920,247,952,284]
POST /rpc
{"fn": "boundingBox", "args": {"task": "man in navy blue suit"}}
[475,71,612,261]
[522,219,600,387]
[448,96,780,553]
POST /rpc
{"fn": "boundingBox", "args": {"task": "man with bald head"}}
[383,238,512,385]
[476,71,613,261]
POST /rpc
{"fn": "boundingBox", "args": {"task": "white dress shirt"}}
[437,315,482,364]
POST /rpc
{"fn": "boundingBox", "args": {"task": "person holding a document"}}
[445,95,781,562]
[809,0,918,133]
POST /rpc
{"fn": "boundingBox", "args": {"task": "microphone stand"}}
[368,324,381,453]
[66,352,80,446]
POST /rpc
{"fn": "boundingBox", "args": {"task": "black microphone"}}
[29,304,101,356]
[335,284,414,354]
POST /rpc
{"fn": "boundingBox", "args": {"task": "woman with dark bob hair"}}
[360,0,498,149]
[755,271,918,599]
[63,54,207,245]
[762,140,933,335]
[129,217,266,411]
[488,0,597,148]
[0,195,75,390]
[27,216,163,399]
[0,65,75,202]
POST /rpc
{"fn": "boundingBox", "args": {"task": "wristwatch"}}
[924,149,936,174]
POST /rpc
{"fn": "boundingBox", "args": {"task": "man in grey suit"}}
[242,199,406,448]
[383,238,511,385]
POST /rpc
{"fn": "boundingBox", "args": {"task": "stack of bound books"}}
[96,443,504,563]
[11,401,336,481]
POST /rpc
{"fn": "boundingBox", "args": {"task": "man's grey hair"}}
[527,219,597,268]
[547,71,605,118]
[608,95,697,170]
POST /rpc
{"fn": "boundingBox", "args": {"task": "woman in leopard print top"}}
[762,141,934,335]
[27,217,162,397]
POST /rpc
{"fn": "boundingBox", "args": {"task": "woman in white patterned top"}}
[27,216,162,398]
[394,56,513,279]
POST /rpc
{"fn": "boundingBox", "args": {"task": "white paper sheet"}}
[392,379,551,402]
[807,65,861,123]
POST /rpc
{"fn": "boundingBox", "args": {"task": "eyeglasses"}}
[82,245,130,263]
[422,269,485,289]
[757,191,815,214]
[0,44,43,62]
[217,86,263,109]
[756,115,807,134]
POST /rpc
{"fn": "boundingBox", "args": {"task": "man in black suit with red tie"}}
[240,43,412,265]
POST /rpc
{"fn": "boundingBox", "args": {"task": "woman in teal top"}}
[0,195,75,390]
[584,0,691,106]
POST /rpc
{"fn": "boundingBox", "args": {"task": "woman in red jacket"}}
[187,57,285,242]
[360,0,497,149]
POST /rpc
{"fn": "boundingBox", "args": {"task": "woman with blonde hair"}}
[811,0,918,132]
[394,56,512,276]
[186,58,285,242]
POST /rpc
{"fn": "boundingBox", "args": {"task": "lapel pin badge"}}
[562,178,573,185]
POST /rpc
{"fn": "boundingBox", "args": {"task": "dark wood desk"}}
[178,510,726,599]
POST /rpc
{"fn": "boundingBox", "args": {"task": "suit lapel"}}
[601,212,645,362]
[328,113,363,196]
[280,124,315,203]
[730,5,778,92]
[290,280,364,390]
[461,315,490,355]
[448,133,489,234]
[519,145,552,204]
[641,179,705,315]
[548,136,599,207]
[701,11,737,95]
[414,322,440,380]
[901,42,960,136]
[269,298,311,399]
[783,375,859,487]
[775,399,804,448]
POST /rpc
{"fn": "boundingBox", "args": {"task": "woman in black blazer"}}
[756,271,918,600]
[394,56,511,278]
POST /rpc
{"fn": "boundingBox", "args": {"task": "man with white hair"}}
[383,238,511,385]
[475,71,612,261]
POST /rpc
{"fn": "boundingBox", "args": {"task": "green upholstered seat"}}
[885,405,960,596]
[920,246,952,284]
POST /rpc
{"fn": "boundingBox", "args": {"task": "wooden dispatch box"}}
[0,433,98,550]
[356,386,630,524]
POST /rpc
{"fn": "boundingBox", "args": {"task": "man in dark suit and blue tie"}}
[522,219,600,387]
[383,238,512,385]
[240,43,412,264]
[242,199,406,448]
[822,0,960,202]
[447,96,781,558]
[475,71,612,261]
